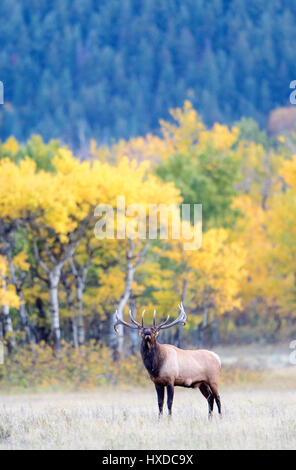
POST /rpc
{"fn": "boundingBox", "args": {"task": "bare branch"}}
[32,239,50,274]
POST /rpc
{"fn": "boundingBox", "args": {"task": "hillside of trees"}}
[0,0,296,147]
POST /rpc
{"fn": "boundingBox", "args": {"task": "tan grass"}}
[0,382,295,450]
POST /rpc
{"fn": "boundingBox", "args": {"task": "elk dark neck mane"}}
[140,340,163,378]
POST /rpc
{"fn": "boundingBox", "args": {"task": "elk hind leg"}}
[209,382,222,417]
[199,382,214,420]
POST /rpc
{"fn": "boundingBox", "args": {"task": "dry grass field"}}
[0,344,295,450]
[0,376,295,450]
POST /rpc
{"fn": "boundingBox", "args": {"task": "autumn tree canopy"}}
[0,101,295,357]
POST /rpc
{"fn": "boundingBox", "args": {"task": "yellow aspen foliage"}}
[235,142,281,205]
[187,228,247,315]
[280,154,296,190]
[232,187,296,318]
[0,256,20,308]
[232,195,268,302]
[199,123,239,150]
[12,252,30,272]
[0,158,40,218]
[258,158,296,316]
[159,100,205,157]
[2,136,19,155]
[96,266,125,312]
[114,134,170,163]
[147,227,247,322]
[89,138,113,162]
[0,148,181,241]
[91,102,239,170]
[90,133,171,164]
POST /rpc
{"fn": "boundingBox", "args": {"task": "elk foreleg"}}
[166,384,174,417]
[155,384,165,417]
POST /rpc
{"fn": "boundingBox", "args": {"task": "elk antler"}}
[155,303,187,331]
[114,309,144,333]
[130,309,143,329]
[114,303,187,333]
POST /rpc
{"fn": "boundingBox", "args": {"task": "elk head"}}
[114,303,187,346]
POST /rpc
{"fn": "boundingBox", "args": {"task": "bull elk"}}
[114,304,222,419]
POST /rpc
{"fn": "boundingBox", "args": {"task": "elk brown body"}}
[114,304,222,419]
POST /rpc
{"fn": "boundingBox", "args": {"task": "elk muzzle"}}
[143,328,153,340]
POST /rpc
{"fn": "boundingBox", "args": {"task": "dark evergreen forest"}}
[0,0,295,147]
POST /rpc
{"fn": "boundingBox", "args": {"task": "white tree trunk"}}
[49,267,62,355]
[8,256,33,344]
[71,316,79,349]
[76,279,85,345]
[114,239,136,359]
[1,274,15,352]
[2,303,16,351]
[17,288,33,344]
